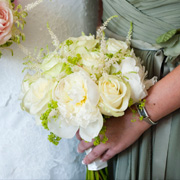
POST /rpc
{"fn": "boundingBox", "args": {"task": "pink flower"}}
[0,1,13,45]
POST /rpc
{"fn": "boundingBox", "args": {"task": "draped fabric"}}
[103,0,180,44]
[102,0,180,180]
[103,0,180,69]
[0,0,99,179]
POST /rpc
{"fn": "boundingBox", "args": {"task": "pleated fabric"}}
[102,0,180,179]
[103,0,180,44]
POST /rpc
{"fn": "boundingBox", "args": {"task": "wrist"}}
[127,106,151,132]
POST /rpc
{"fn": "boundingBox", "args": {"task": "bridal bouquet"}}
[20,17,156,179]
[0,0,44,57]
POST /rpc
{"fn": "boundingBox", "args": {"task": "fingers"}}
[76,130,82,141]
[83,144,109,164]
[78,140,94,153]
[101,149,116,162]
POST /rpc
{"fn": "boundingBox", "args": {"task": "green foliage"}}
[139,116,143,121]
[138,99,146,110]
[61,62,73,75]
[48,100,58,109]
[92,43,100,52]
[0,42,14,58]
[128,98,134,107]
[48,132,61,146]
[128,22,133,39]
[105,53,113,58]
[93,136,101,146]
[123,76,129,80]
[13,4,28,34]
[130,99,146,122]
[40,109,51,130]
[66,39,73,46]
[156,29,178,43]
[86,167,109,180]
[0,42,13,48]
[112,71,122,75]
[81,32,85,36]
[131,119,136,122]
[93,118,108,146]
[0,2,27,57]
[40,100,61,145]
[67,54,82,65]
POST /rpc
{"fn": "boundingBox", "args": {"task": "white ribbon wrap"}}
[85,148,108,171]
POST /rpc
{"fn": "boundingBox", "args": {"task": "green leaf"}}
[0,42,13,48]
[156,29,177,43]
[10,49,13,56]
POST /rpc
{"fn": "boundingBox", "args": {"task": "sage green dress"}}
[102,0,180,179]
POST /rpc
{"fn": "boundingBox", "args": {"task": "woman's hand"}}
[77,65,180,164]
[76,107,151,164]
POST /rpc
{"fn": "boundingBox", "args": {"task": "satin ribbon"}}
[86,148,108,171]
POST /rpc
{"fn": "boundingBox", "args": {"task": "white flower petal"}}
[98,75,130,117]
[86,77,100,106]
[48,117,78,139]
[79,111,103,142]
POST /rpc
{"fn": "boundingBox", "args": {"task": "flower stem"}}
[86,167,109,180]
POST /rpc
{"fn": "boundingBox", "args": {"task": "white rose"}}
[111,57,156,102]
[21,78,54,115]
[75,36,99,54]
[60,35,99,58]
[98,75,131,117]
[107,38,128,54]
[81,51,103,77]
[48,70,103,142]
[40,53,64,78]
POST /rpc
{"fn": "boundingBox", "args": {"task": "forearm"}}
[145,65,180,122]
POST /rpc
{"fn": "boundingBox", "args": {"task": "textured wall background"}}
[0,0,98,179]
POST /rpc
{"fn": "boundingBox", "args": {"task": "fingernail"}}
[82,160,85,165]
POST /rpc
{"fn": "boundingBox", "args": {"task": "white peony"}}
[48,70,103,142]
[111,56,156,102]
[98,75,131,117]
